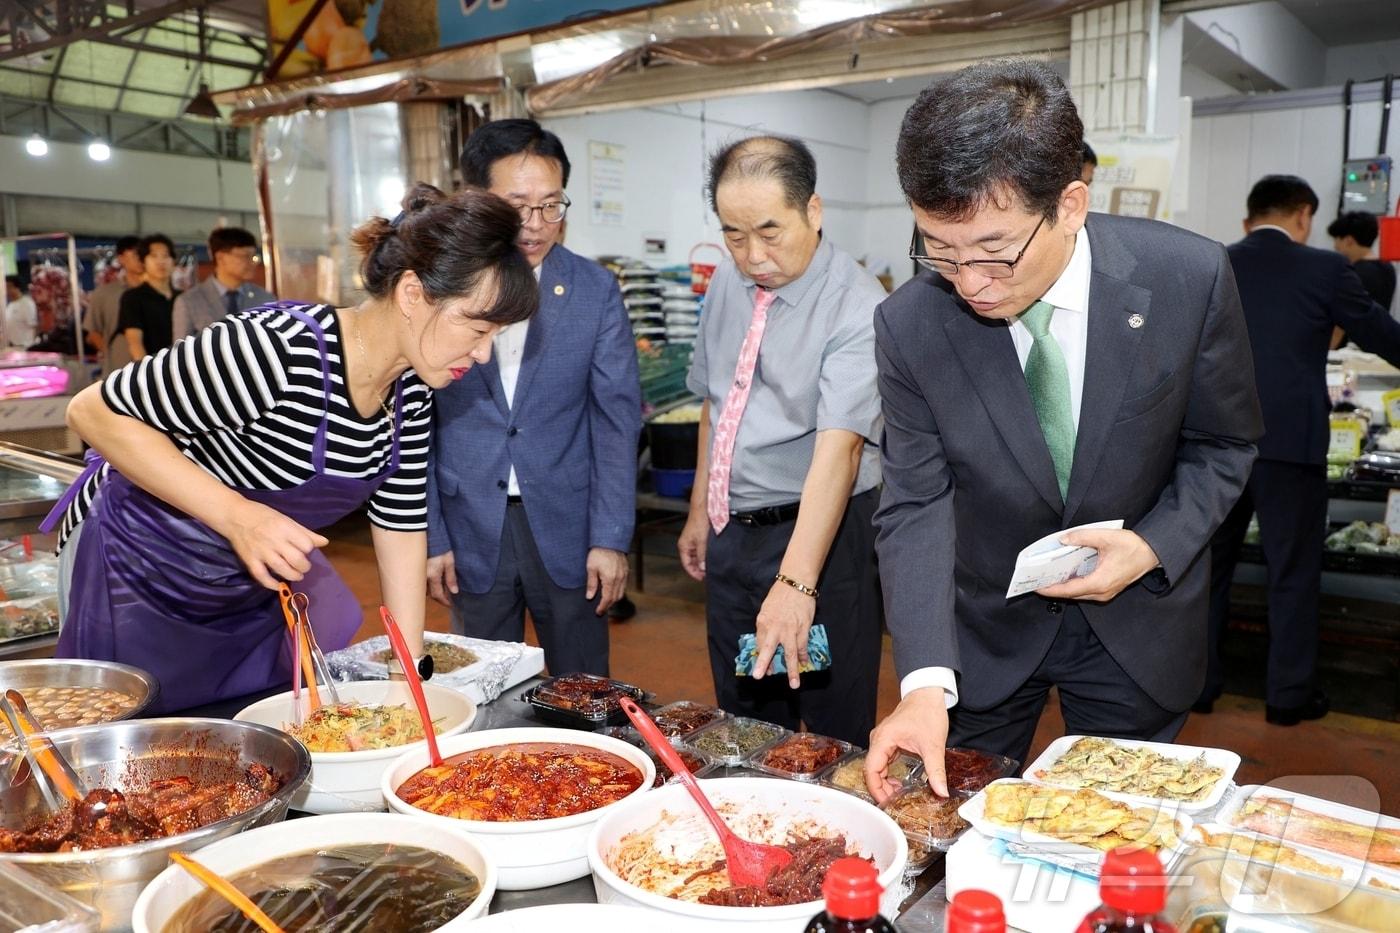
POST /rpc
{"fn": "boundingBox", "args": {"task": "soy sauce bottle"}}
[804,857,899,932]
[946,889,1006,933]
[1077,847,1178,933]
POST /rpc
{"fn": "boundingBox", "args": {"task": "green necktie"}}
[1020,300,1075,501]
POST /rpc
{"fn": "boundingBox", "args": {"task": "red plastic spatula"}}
[379,606,442,767]
[620,696,792,888]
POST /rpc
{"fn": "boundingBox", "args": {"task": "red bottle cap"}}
[1099,846,1168,914]
[822,857,883,919]
[947,889,1006,932]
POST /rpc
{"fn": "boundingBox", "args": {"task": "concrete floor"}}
[325,514,1400,815]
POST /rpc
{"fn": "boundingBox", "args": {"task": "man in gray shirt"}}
[86,235,142,377]
[679,135,885,746]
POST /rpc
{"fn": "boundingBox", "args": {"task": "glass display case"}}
[0,443,82,659]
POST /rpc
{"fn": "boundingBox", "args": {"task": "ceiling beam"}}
[87,33,256,69]
[112,23,151,111]
[0,0,207,63]
[45,42,67,102]
[0,61,187,98]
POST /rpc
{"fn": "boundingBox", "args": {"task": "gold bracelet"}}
[775,573,819,599]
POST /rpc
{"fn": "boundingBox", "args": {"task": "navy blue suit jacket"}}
[1227,228,1400,465]
[426,244,641,591]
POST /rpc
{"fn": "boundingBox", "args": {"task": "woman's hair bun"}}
[346,181,537,327]
[401,182,447,218]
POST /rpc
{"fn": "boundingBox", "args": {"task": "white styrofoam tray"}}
[958,778,1194,875]
[1216,785,1400,875]
[1022,734,1241,812]
[1188,821,1398,886]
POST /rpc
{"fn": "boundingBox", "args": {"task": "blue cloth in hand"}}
[734,623,832,677]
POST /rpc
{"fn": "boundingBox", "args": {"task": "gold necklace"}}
[352,310,395,426]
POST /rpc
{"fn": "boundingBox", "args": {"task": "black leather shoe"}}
[1192,688,1221,715]
[1266,690,1330,726]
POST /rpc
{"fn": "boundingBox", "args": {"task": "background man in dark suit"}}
[1203,176,1400,725]
[426,120,640,676]
[172,227,274,341]
[863,60,1262,800]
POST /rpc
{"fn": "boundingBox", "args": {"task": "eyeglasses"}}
[516,196,570,224]
[908,215,1046,279]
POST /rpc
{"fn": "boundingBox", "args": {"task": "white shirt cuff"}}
[900,667,959,708]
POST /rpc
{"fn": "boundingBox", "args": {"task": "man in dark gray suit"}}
[172,227,274,341]
[863,60,1263,800]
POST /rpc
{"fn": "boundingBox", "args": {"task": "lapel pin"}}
[1128,313,1144,329]
[553,284,565,296]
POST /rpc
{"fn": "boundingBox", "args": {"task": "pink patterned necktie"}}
[707,287,777,533]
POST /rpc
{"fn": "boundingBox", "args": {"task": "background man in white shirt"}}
[4,276,37,349]
[864,60,1262,800]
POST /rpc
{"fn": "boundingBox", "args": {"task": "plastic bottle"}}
[1077,847,1178,933]
[804,857,899,932]
[945,889,1006,933]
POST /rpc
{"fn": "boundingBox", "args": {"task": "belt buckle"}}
[730,511,755,527]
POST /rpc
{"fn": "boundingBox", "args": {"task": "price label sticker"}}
[1384,388,1400,427]
[1328,419,1364,463]
[1387,489,1400,537]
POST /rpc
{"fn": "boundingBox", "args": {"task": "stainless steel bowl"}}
[0,659,159,725]
[0,717,311,932]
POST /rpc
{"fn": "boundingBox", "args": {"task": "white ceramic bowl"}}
[382,727,656,891]
[131,812,497,932]
[234,680,476,813]
[588,776,909,931]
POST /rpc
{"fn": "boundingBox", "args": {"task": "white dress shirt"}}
[901,228,1094,707]
[498,266,540,496]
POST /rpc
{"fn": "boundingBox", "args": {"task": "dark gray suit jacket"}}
[874,213,1263,713]
[172,277,275,342]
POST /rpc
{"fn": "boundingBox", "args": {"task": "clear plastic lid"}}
[881,785,973,853]
[596,726,718,786]
[941,747,1020,795]
[687,716,788,765]
[822,750,922,800]
[750,733,853,781]
[0,863,100,933]
[648,700,728,738]
[528,673,646,719]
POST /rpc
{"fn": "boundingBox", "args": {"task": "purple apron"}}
[44,307,402,712]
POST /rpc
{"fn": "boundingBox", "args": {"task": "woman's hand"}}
[221,499,329,589]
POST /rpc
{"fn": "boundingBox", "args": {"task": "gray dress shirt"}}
[687,236,884,510]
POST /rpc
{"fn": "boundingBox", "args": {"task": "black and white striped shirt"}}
[59,302,433,544]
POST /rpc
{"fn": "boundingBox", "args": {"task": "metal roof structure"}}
[0,1,265,156]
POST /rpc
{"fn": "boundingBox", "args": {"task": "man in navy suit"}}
[426,120,640,675]
[1203,175,1400,724]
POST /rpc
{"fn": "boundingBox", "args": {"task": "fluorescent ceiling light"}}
[87,141,111,162]
[25,135,48,157]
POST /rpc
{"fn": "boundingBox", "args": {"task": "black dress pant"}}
[449,501,609,676]
[947,607,1187,769]
[1206,459,1327,708]
[704,488,882,747]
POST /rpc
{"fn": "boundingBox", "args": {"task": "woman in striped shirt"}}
[47,184,537,711]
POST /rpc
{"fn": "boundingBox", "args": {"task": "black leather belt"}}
[507,495,524,505]
[729,502,800,526]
